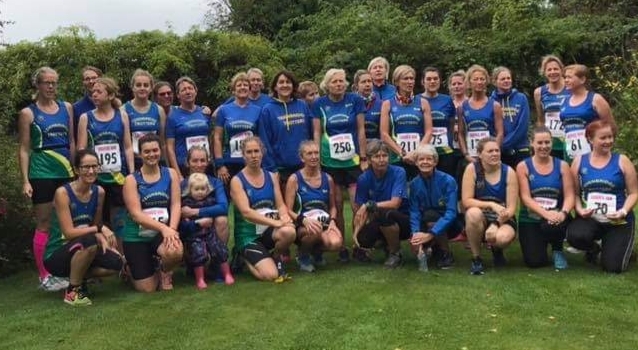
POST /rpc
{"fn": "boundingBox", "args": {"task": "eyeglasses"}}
[158,91,173,97]
[78,164,100,172]
[83,76,98,82]
[39,81,58,87]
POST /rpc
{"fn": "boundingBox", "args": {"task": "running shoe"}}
[553,250,568,270]
[338,248,350,263]
[39,275,69,292]
[274,259,292,283]
[492,248,507,268]
[352,247,372,263]
[585,244,601,265]
[436,251,455,270]
[470,257,485,275]
[64,286,92,306]
[312,252,327,267]
[296,254,316,273]
[384,252,402,269]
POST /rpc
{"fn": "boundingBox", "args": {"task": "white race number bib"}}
[544,112,564,138]
[565,129,590,158]
[304,209,330,226]
[229,131,253,158]
[255,208,279,236]
[430,127,449,147]
[587,192,617,222]
[138,207,169,237]
[466,130,490,157]
[535,197,558,210]
[186,135,209,152]
[396,133,420,153]
[329,133,356,161]
[95,143,122,173]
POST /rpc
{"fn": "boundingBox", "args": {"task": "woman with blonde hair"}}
[457,65,504,161]
[380,64,433,180]
[368,56,396,100]
[533,55,570,159]
[312,68,367,262]
[214,72,262,184]
[124,69,167,170]
[18,66,75,291]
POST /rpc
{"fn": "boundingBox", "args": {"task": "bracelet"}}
[560,210,570,218]
[360,156,367,162]
[365,201,377,213]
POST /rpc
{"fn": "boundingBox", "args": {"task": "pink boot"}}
[193,266,208,290]
[220,262,235,285]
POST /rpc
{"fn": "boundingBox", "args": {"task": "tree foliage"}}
[0,28,282,275]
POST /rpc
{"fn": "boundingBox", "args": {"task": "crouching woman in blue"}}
[284,141,343,272]
[352,140,410,268]
[409,145,459,271]
[121,134,183,292]
[567,121,637,273]
[44,149,123,306]
[462,137,518,275]
[516,126,574,269]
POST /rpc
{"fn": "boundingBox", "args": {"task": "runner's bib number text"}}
[95,143,122,173]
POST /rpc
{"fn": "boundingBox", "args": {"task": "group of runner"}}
[17,55,636,307]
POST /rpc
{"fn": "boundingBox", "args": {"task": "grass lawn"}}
[2,209,638,350]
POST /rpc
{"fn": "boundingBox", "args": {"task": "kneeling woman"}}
[44,149,123,306]
[122,134,183,292]
[462,137,518,275]
[230,136,296,282]
[353,140,410,268]
[284,141,343,272]
[567,121,637,273]
[516,126,574,269]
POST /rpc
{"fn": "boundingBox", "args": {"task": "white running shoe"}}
[39,275,69,292]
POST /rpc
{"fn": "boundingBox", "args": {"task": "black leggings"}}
[357,210,411,249]
[567,217,635,273]
[518,221,566,268]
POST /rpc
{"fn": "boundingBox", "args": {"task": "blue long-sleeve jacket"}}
[258,98,313,172]
[491,88,530,151]
[408,170,458,236]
